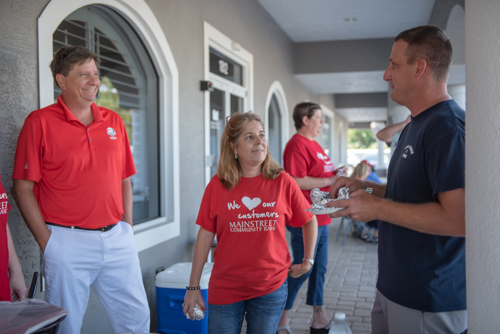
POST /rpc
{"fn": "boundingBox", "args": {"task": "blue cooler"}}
[156,262,213,334]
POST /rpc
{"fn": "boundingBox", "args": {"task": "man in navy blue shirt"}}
[328,26,466,334]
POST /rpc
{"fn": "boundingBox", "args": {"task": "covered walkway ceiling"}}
[258,0,465,125]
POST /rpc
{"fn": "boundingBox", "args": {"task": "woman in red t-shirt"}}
[280,102,345,334]
[0,177,27,302]
[184,112,318,334]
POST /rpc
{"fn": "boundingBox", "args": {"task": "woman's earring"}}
[235,153,238,160]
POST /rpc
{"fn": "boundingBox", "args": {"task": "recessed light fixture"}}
[344,17,357,22]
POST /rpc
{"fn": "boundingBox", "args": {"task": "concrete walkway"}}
[242,217,379,334]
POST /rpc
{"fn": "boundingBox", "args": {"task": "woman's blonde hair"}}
[217,112,282,190]
[351,162,372,180]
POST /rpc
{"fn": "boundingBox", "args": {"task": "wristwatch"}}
[303,258,315,266]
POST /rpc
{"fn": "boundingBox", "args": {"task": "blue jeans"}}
[285,224,328,309]
[208,280,288,334]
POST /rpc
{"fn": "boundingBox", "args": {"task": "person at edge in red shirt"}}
[278,102,345,334]
[0,176,27,302]
[183,112,318,334]
[11,46,149,333]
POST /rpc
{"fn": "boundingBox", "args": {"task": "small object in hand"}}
[338,187,350,200]
[307,187,372,214]
[192,303,206,320]
[310,187,328,205]
[309,187,349,209]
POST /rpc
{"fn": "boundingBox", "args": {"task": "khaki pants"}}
[371,290,467,334]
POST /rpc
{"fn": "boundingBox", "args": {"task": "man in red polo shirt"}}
[12,46,150,333]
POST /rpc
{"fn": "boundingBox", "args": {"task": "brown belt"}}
[45,222,117,233]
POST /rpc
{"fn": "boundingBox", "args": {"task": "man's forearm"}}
[12,180,50,251]
[377,189,465,236]
[377,122,406,142]
[377,116,411,143]
[330,186,463,237]
[121,178,133,226]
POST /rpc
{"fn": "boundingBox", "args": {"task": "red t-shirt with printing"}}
[12,95,136,229]
[197,172,313,305]
[0,177,12,301]
[283,133,335,226]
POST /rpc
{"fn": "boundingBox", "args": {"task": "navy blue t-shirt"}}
[377,99,466,312]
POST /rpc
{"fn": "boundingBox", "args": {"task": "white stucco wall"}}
[465,1,500,332]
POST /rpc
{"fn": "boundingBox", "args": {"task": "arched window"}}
[264,81,288,167]
[53,5,159,223]
[268,94,283,165]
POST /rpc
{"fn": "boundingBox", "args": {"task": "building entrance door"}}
[208,83,244,178]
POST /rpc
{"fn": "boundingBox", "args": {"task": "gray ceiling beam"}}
[335,93,388,108]
[293,38,394,74]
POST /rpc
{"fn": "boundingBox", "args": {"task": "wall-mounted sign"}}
[210,48,243,86]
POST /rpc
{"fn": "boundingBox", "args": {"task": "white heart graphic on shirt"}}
[242,197,261,211]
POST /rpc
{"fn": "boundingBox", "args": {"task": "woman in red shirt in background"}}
[279,102,345,334]
[184,112,318,334]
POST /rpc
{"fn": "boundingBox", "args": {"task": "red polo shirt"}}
[13,95,136,229]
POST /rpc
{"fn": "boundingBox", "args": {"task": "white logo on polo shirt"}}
[402,145,414,158]
[107,127,117,140]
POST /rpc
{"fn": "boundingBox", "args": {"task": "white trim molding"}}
[203,21,254,184]
[38,0,180,252]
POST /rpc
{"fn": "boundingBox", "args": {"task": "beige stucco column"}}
[465,1,500,332]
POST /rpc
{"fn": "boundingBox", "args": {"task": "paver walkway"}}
[242,217,379,334]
